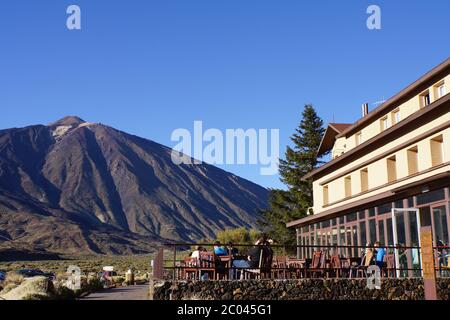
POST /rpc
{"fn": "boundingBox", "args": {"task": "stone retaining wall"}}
[154,278,450,300]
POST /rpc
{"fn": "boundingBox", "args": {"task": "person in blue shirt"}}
[374,241,386,269]
[213,241,228,256]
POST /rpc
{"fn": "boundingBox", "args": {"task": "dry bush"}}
[5,272,24,287]
[1,283,19,294]
[0,276,52,300]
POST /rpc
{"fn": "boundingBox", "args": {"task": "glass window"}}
[339,227,346,256]
[420,207,432,227]
[352,225,358,257]
[330,229,337,256]
[321,220,330,228]
[407,197,414,208]
[347,212,357,222]
[437,84,446,98]
[378,220,385,245]
[316,230,322,246]
[358,211,366,220]
[378,203,392,215]
[386,218,393,246]
[416,188,445,205]
[392,110,401,124]
[339,216,345,224]
[394,200,404,209]
[332,228,338,247]
[346,228,352,257]
[433,206,449,246]
[396,213,406,246]
[368,208,376,217]
[408,211,419,246]
[359,221,367,247]
[312,230,317,247]
[420,91,431,107]
[380,117,389,131]
[299,237,304,259]
[369,219,377,243]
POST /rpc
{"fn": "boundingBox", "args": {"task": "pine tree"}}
[259,105,327,250]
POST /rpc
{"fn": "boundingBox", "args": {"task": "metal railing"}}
[156,243,450,281]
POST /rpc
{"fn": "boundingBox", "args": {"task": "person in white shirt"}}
[191,246,205,259]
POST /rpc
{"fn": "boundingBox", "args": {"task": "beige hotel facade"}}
[287,58,450,274]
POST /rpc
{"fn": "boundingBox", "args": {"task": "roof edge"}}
[336,57,450,139]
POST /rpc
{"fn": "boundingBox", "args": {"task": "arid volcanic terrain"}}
[0,117,268,254]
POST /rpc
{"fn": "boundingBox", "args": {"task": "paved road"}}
[83,284,149,300]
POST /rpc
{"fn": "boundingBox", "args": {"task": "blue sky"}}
[0,0,449,189]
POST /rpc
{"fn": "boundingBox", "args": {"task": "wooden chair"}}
[243,249,264,279]
[385,254,396,278]
[306,251,325,278]
[271,256,287,279]
[216,254,231,280]
[287,258,305,279]
[243,246,273,279]
[175,260,184,280]
[355,251,374,278]
[184,257,199,280]
[198,252,216,280]
[326,255,342,278]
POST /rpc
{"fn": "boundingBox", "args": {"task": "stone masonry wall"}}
[154,279,450,300]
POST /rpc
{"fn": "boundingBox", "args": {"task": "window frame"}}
[420,90,431,108]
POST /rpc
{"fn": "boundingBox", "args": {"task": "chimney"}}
[361,103,369,117]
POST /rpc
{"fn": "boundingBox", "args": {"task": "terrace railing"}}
[154,243,450,281]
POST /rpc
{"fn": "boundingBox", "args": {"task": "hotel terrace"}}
[287,58,450,275]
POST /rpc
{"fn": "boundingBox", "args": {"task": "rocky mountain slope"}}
[0,116,268,254]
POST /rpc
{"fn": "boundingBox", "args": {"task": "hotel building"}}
[287,58,450,274]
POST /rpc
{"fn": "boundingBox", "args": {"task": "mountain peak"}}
[49,116,86,128]
[0,117,268,254]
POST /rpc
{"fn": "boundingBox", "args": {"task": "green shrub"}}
[53,286,78,300]
[87,277,104,292]
[216,228,260,246]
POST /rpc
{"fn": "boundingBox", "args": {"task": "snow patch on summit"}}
[52,125,72,138]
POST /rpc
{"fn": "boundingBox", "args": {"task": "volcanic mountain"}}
[0,116,268,254]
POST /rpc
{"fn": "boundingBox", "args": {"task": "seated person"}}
[232,235,271,269]
[374,241,386,269]
[191,246,205,259]
[213,241,228,256]
[232,245,261,269]
[227,242,239,257]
